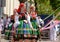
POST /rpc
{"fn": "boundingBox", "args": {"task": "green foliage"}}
[55,8,60,20]
[19,0,27,3]
[50,0,60,20]
[34,0,53,14]
[50,0,60,9]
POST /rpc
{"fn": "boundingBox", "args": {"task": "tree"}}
[19,0,27,3]
[34,0,53,14]
[50,0,60,20]
[50,0,60,10]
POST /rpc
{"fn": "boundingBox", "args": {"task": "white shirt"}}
[6,18,11,26]
[26,14,30,21]
[8,17,11,22]
[0,19,4,26]
[36,17,44,27]
[14,14,20,28]
[25,12,33,28]
[39,18,44,24]
[15,14,19,22]
[0,24,2,31]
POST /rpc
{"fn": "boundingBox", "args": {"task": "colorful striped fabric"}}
[31,20,39,35]
[16,20,24,34]
[23,22,32,35]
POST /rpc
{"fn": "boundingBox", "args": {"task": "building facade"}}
[4,0,34,16]
[0,0,6,17]
[0,0,35,16]
[4,0,19,16]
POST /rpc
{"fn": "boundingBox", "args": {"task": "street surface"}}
[0,35,60,42]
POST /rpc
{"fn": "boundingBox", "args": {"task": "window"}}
[0,0,6,7]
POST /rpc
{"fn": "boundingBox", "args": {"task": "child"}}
[0,19,3,41]
[30,6,38,42]
[36,16,44,28]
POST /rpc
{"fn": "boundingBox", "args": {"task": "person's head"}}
[20,3,25,8]
[38,16,41,19]
[20,3,26,13]
[30,6,35,12]
[31,12,37,19]
[1,17,3,19]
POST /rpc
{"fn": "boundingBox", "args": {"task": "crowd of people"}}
[0,3,44,42]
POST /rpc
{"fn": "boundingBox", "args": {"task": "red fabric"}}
[31,12,37,18]
[24,9,26,13]
[17,3,25,13]
[21,13,25,17]
[17,6,21,13]
[17,3,26,13]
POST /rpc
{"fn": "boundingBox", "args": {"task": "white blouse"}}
[0,24,2,31]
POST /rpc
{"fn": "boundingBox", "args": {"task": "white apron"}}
[26,14,33,28]
[14,15,20,28]
[36,17,41,27]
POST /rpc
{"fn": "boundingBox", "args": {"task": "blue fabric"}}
[23,22,26,28]
[24,30,28,34]
[23,22,27,34]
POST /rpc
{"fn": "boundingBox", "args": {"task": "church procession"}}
[0,0,44,42]
[0,0,60,42]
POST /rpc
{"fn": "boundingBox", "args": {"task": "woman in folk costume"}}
[16,15,24,42]
[23,12,33,42]
[30,6,39,42]
[26,12,33,28]
[10,9,19,42]
[36,16,44,41]
[17,3,26,42]
[14,10,20,28]
[30,6,37,18]
[14,9,21,41]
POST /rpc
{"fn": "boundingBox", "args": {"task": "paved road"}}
[0,35,60,42]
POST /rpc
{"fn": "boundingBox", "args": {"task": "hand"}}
[31,28,34,30]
